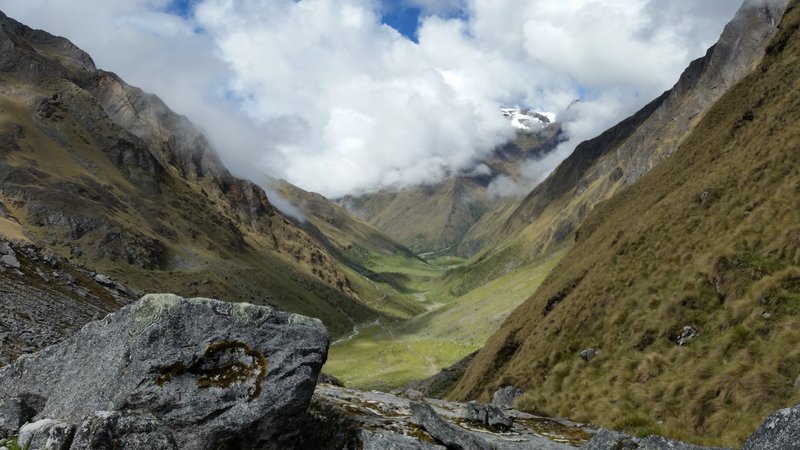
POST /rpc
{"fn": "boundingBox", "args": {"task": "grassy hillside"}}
[0,12,390,337]
[451,4,800,446]
[450,0,787,294]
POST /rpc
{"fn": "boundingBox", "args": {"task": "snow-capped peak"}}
[500,107,556,131]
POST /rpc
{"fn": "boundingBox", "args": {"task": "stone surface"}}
[579,348,597,362]
[465,401,513,430]
[742,404,800,450]
[676,326,699,346]
[92,273,113,285]
[411,401,490,450]
[359,429,445,450]
[313,384,589,449]
[0,254,19,269]
[584,428,640,450]
[0,294,329,450]
[405,389,425,401]
[0,395,44,438]
[18,418,74,450]
[70,411,176,450]
[491,386,524,408]
[585,428,732,450]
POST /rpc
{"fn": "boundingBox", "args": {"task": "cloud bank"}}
[0,0,742,198]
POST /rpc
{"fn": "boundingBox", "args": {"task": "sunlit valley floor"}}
[323,246,569,390]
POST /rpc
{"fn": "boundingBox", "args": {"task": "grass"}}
[324,247,567,389]
[449,8,800,447]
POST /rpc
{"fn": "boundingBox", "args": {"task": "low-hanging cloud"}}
[0,0,743,198]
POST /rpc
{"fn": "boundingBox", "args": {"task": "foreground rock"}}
[0,293,328,449]
[584,428,731,450]
[742,404,800,450]
[303,384,593,449]
[0,240,137,366]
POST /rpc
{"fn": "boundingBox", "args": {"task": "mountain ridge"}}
[450,1,800,445]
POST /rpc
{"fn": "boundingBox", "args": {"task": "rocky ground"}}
[305,383,593,449]
[0,240,136,366]
[0,293,799,449]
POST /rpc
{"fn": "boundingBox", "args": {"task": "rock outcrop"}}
[302,383,593,449]
[0,294,328,449]
[584,428,731,450]
[742,404,800,450]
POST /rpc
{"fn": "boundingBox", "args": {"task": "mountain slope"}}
[451,2,800,446]
[268,178,431,318]
[462,0,788,288]
[340,125,562,255]
[0,10,379,336]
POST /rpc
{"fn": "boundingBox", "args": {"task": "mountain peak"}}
[500,107,556,131]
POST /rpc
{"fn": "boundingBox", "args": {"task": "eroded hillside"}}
[0,11,383,336]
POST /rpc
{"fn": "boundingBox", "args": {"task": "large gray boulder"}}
[742,404,800,450]
[0,293,329,449]
[410,401,490,450]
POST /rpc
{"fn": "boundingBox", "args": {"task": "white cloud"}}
[0,0,743,198]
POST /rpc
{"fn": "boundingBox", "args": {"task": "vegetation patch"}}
[155,340,268,402]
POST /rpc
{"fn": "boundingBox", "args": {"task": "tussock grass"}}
[451,5,800,447]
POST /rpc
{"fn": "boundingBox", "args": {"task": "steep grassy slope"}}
[0,11,382,336]
[269,178,431,319]
[453,0,788,292]
[451,3,800,446]
[340,126,561,255]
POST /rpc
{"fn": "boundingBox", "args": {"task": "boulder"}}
[584,429,639,450]
[70,411,176,450]
[358,429,445,450]
[637,435,730,449]
[92,273,113,285]
[585,428,731,450]
[410,401,489,450]
[405,389,425,401]
[0,395,45,438]
[579,348,597,362]
[465,401,513,430]
[0,254,20,269]
[18,419,74,450]
[676,326,698,346]
[491,386,523,408]
[742,404,800,450]
[0,293,329,450]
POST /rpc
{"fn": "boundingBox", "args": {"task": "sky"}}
[0,0,744,199]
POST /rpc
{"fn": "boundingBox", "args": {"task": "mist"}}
[0,0,743,199]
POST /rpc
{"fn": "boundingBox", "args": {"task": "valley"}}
[1,0,799,449]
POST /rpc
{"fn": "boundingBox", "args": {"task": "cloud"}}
[0,0,744,199]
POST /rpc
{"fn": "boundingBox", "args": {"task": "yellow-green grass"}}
[325,324,478,390]
[450,9,800,447]
[324,247,566,389]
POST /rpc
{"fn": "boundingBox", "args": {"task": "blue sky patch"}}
[165,0,197,19]
[382,3,423,42]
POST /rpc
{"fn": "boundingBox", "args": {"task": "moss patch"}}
[155,340,268,402]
